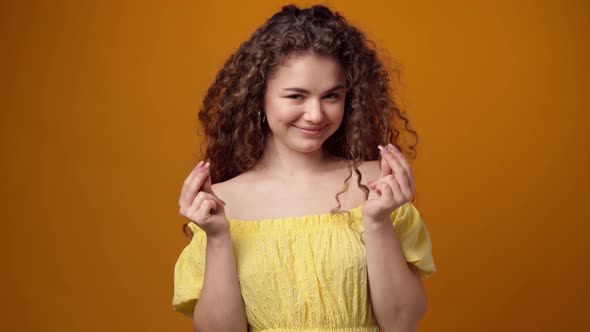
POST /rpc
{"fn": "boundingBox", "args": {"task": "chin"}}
[295,137,335,153]
[289,138,327,153]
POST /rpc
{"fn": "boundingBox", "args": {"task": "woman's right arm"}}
[179,161,247,332]
[193,232,247,332]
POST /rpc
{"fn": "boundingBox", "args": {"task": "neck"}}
[255,134,335,178]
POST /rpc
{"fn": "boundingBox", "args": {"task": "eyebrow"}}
[282,84,346,94]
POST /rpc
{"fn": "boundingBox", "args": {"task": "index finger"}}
[381,145,406,177]
[184,160,204,186]
[188,162,210,192]
[387,144,412,176]
[180,162,209,207]
[384,144,415,193]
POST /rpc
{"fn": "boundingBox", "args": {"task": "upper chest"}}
[213,161,379,220]
[212,163,377,221]
[220,180,366,221]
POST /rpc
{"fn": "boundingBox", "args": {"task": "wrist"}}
[206,232,233,248]
[363,216,394,232]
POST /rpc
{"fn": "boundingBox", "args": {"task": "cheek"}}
[269,109,299,124]
[326,104,345,122]
[265,101,299,124]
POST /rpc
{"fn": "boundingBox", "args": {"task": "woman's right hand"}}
[178,161,230,238]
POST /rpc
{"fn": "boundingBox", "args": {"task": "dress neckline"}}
[187,204,366,235]
[227,204,364,224]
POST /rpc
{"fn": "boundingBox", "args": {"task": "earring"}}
[258,109,266,130]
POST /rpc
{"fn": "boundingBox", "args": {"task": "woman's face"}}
[263,52,347,153]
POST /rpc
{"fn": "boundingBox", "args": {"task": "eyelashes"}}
[286,93,340,100]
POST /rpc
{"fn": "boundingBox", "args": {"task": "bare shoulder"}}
[210,170,264,219]
[210,172,250,201]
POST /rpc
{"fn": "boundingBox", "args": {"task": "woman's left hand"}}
[362,143,416,224]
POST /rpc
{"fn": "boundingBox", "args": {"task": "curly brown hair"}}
[183,4,418,237]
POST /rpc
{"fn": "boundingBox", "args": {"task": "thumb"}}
[379,150,392,177]
[367,179,377,188]
[201,169,214,194]
[367,150,392,189]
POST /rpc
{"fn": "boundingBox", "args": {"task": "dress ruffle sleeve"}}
[172,223,206,318]
[390,202,436,278]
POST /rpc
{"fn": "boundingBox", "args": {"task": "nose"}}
[303,99,324,123]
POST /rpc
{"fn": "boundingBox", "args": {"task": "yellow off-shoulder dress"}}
[172,202,436,331]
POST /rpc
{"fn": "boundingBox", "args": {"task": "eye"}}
[286,94,304,100]
[324,93,340,99]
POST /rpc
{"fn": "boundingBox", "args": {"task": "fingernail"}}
[377,145,384,151]
[387,143,397,151]
[200,162,210,173]
[196,160,203,168]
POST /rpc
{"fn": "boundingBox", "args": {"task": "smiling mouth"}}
[292,125,325,136]
[293,125,324,131]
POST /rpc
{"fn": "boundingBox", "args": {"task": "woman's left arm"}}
[363,218,427,332]
[362,144,428,332]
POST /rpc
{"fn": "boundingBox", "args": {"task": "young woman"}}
[173,4,436,332]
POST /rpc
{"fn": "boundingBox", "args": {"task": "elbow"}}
[415,290,428,319]
[192,310,248,332]
[386,295,428,332]
[193,322,247,332]
[409,288,428,323]
[405,277,429,320]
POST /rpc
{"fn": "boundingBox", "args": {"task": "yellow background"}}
[2,0,588,331]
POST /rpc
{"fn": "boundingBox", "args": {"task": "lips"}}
[293,125,324,130]
[293,125,325,136]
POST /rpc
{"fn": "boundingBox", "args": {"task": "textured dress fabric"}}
[172,202,436,331]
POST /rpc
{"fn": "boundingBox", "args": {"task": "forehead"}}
[267,52,346,89]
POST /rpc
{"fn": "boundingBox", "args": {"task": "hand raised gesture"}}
[362,144,416,223]
[178,161,229,237]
